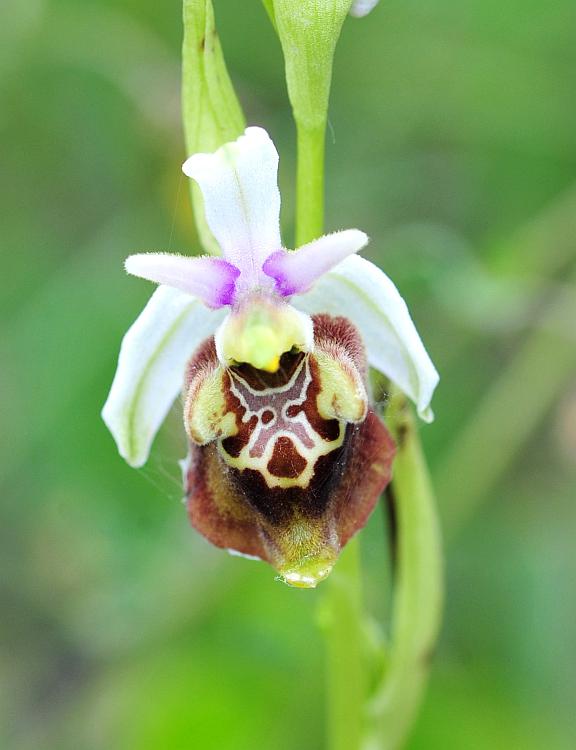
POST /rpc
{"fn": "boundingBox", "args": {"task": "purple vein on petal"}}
[262,229,369,297]
[125,253,240,308]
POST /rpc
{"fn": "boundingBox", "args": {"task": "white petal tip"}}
[124,453,146,469]
[227,548,262,561]
[350,0,380,18]
[101,402,148,468]
[324,228,369,250]
[125,254,154,278]
[419,406,435,423]
[182,153,206,179]
[182,127,276,180]
[351,228,369,249]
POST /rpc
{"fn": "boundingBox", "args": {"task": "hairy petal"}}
[125,253,240,308]
[182,127,281,288]
[262,229,368,296]
[294,255,439,420]
[102,286,225,467]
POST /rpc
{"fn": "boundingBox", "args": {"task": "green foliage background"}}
[1,1,575,748]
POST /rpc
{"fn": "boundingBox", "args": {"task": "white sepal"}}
[294,254,439,421]
[102,285,225,467]
[182,127,281,291]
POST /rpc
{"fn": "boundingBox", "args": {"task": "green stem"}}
[295,122,325,245]
[365,391,443,749]
[324,538,366,750]
[292,69,441,750]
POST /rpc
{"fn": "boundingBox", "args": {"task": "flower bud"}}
[265,1,354,131]
[182,0,245,252]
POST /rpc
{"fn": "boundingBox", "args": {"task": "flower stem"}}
[323,538,366,750]
[293,96,442,750]
[295,122,325,246]
[365,391,443,749]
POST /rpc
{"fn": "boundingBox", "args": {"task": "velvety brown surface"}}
[184,314,395,569]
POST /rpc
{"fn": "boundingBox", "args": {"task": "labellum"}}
[184,313,395,587]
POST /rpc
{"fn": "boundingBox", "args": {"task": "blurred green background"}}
[1,1,575,748]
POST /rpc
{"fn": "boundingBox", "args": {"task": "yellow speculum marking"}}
[261,355,281,373]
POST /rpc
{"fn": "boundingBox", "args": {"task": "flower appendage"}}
[102,127,439,587]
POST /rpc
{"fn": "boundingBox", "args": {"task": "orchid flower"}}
[102,126,438,587]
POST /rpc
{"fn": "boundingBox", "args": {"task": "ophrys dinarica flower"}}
[102,127,438,587]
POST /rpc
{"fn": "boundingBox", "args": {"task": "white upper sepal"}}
[182,127,281,292]
[102,285,225,467]
[293,254,439,421]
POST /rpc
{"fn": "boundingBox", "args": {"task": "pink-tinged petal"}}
[125,253,240,309]
[182,127,281,291]
[262,229,368,297]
